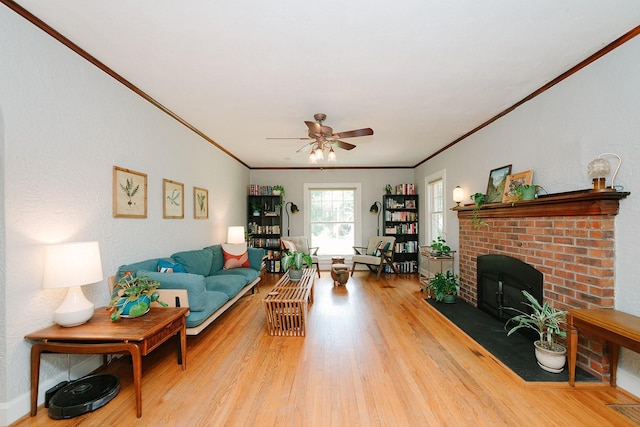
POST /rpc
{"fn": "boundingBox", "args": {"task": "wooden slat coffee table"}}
[25,307,189,418]
[263,268,316,336]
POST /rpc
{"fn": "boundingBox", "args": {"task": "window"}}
[304,184,361,256]
[426,171,445,243]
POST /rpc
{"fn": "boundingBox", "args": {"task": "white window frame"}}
[425,170,446,245]
[303,183,362,266]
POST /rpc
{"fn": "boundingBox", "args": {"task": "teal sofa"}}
[116,244,264,335]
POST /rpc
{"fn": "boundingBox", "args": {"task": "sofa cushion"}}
[157,259,187,273]
[204,275,247,298]
[171,249,213,277]
[183,290,230,329]
[213,267,260,283]
[137,270,207,312]
[221,243,250,269]
[204,245,225,276]
[117,258,172,281]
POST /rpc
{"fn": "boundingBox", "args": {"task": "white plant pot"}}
[534,340,567,373]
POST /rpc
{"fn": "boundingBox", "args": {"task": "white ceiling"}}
[13,1,640,168]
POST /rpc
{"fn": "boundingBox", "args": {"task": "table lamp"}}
[587,152,621,191]
[43,241,103,327]
[452,186,464,206]
[227,226,245,244]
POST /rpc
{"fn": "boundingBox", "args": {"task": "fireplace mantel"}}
[454,189,629,218]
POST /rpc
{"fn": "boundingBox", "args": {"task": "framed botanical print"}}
[485,164,512,204]
[113,166,147,218]
[194,187,208,219]
[503,170,534,203]
[163,179,184,219]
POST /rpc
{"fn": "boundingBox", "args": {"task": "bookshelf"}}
[247,191,282,273]
[383,193,419,273]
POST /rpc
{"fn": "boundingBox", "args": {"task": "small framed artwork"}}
[503,170,534,203]
[405,199,416,209]
[194,187,209,219]
[163,179,184,219]
[113,166,147,218]
[485,164,512,204]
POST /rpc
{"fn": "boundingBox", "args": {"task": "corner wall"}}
[414,34,640,395]
[0,8,248,424]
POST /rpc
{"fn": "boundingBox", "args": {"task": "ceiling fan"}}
[267,113,373,162]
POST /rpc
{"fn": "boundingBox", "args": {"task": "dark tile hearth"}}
[426,298,598,383]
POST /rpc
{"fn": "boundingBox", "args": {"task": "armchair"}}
[281,236,321,277]
[351,236,398,280]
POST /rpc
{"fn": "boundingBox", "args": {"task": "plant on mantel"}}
[470,192,488,228]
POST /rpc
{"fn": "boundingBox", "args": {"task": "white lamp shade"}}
[43,241,102,327]
[227,226,245,244]
[453,186,465,203]
[43,241,103,288]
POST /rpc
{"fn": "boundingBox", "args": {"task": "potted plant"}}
[428,271,458,303]
[470,192,487,228]
[251,202,261,216]
[384,184,392,195]
[505,290,568,373]
[272,185,285,197]
[429,236,451,257]
[281,251,312,281]
[109,275,168,321]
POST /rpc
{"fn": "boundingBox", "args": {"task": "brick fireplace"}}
[455,190,629,380]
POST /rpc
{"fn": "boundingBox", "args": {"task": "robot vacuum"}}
[48,374,120,419]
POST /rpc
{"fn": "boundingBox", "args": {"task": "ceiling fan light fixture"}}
[315,146,324,160]
[308,151,317,164]
[328,147,336,162]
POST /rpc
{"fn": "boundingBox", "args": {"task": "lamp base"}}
[592,178,615,192]
[53,286,95,327]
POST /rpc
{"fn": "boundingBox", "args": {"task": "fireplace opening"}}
[477,255,543,332]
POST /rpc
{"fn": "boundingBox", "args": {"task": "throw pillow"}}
[221,243,250,269]
[370,241,383,256]
[281,239,297,252]
[157,259,187,273]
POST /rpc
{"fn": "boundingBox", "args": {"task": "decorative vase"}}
[534,340,567,373]
[520,186,537,200]
[288,268,303,281]
[117,295,151,318]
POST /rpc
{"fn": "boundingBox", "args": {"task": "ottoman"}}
[331,258,349,286]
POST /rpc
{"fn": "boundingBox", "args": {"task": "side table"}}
[25,307,189,418]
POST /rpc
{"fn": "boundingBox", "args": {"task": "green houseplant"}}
[384,184,392,195]
[281,251,312,281]
[428,271,458,303]
[272,185,285,197]
[109,275,168,321]
[470,192,487,228]
[429,236,451,257]
[505,290,568,373]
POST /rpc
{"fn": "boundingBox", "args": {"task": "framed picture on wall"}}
[163,178,184,219]
[502,170,534,203]
[194,187,208,219]
[113,166,147,218]
[485,164,512,203]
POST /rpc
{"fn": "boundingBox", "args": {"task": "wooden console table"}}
[25,307,189,418]
[568,308,640,387]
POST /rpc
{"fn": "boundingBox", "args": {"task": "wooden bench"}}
[568,308,640,387]
[263,268,315,336]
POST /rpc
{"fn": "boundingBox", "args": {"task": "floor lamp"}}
[285,202,299,236]
[370,201,381,236]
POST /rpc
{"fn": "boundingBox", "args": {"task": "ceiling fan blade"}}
[296,142,314,153]
[266,137,311,140]
[332,128,374,139]
[334,140,356,150]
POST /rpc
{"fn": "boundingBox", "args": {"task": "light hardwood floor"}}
[14,272,640,426]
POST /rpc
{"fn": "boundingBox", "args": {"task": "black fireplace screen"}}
[477,254,543,323]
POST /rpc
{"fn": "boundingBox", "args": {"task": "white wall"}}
[250,168,415,245]
[415,34,640,396]
[0,8,249,424]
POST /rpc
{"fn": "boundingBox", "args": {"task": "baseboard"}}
[1,355,104,426]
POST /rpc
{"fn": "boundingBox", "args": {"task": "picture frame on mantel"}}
[194,187,208,219]
[485,164,512,203]
[163,178,184,219]
[503,170,534,203]
[113,166,147,218]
